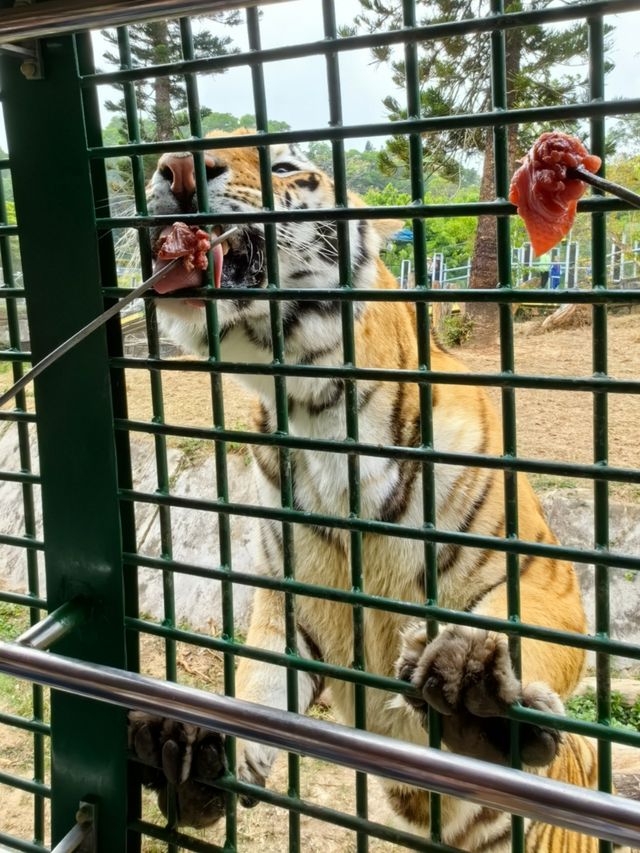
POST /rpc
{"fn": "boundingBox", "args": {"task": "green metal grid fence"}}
[0,0,639,851]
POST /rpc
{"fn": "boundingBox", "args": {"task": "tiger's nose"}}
[158,152,197,210]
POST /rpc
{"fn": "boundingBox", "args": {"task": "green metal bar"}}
[402,0,442,841]
[104,283,640,304]
[179,16,238,848]
[321,1,368,846]
[111,354,640,395]
[78,32,141,681]
[0,831,48,853]
[246,9,300,850]
[0,771,50,798]
[120,488,640,573]
[588,16,613,853]
[488,2,522,849]
[93,193,635,226]
[87,26,152,851]
[0,712,50,736]
[0,30,128,849]
[0,591,47,609]
[0,470,40,484]
[79,0,640,87]
[0,115,45,845]
[0,411,38,424]
[85,96,640,160]
[0,349,31,362]
[116,32,178,691]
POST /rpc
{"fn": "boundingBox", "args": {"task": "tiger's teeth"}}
[221,240,230,256]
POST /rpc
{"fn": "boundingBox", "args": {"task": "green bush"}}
[566,689,640,731]
[441,313,474,347]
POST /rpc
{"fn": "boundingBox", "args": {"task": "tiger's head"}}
[147,130,391,356]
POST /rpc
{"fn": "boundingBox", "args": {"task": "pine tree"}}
[348,0,612,341]
[102,15,240,142]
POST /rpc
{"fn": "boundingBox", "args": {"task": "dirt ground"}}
[120,310,640,501]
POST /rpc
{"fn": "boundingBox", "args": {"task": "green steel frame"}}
[0,0,639,851]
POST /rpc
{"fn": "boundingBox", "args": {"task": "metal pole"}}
[0,0,288,44]
[0,640,639,849]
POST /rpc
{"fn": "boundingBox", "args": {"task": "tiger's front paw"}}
[129,712,226,828]
[397,624,564,768]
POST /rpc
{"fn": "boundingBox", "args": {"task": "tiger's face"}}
[147,131,383,355]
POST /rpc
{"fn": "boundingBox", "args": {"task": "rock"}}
[541,488,640,674]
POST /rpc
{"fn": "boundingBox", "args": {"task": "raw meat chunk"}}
[509,132,601,256]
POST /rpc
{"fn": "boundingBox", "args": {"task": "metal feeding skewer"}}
[567,166,640,209]
[0,226,237,409]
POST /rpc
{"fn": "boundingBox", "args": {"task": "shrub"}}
[441,313,474,347]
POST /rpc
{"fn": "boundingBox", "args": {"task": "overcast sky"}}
[0,0,638,151]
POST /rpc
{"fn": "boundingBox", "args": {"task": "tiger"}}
[128,129,624,853]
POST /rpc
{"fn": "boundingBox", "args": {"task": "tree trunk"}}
[464,133,499,344]
[150,21,173,141]
[464,23,522,346]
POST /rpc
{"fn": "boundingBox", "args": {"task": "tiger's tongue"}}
[152,241,223,294]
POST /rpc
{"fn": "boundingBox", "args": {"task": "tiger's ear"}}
[347,191,403,241]
[371,218,405,240]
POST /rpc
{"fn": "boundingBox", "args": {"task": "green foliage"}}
[0,602,28,641]
[4,201,16,225]
[352,0,611,181]
[306,141,407,195]
[566,689,640,731]
[441,313,474,347]
[365,177,479,273]
[102,15,240,141]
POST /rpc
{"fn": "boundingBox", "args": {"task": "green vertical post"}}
[75,29,143,852]
[180,18,239,846]
[588,16,612,853]
[0,168,45,845]
[246,9,300,851]
[488,2,522,850]
[1,34,128,849]
[321,3,368,850]
[402,0,441,842]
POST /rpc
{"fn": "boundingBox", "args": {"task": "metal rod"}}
[568,166,640,209]
[50,822,90,853]
[0,641,639,849]
[0,0,287,44]
[0,228,236,410]
[16,599,87,651]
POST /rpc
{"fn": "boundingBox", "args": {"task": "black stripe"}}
[520,529,547,575]
[464,573,507,613]
[353,219,369,270]
[378,412,422,524]
[304,379,345,416]
[243,319,272,351]
[281,297,341,337]
[293,174,320,191]
[438,472,496,574]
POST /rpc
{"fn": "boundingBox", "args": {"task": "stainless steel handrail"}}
[0,0,286,45]
[0,639,639,848]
